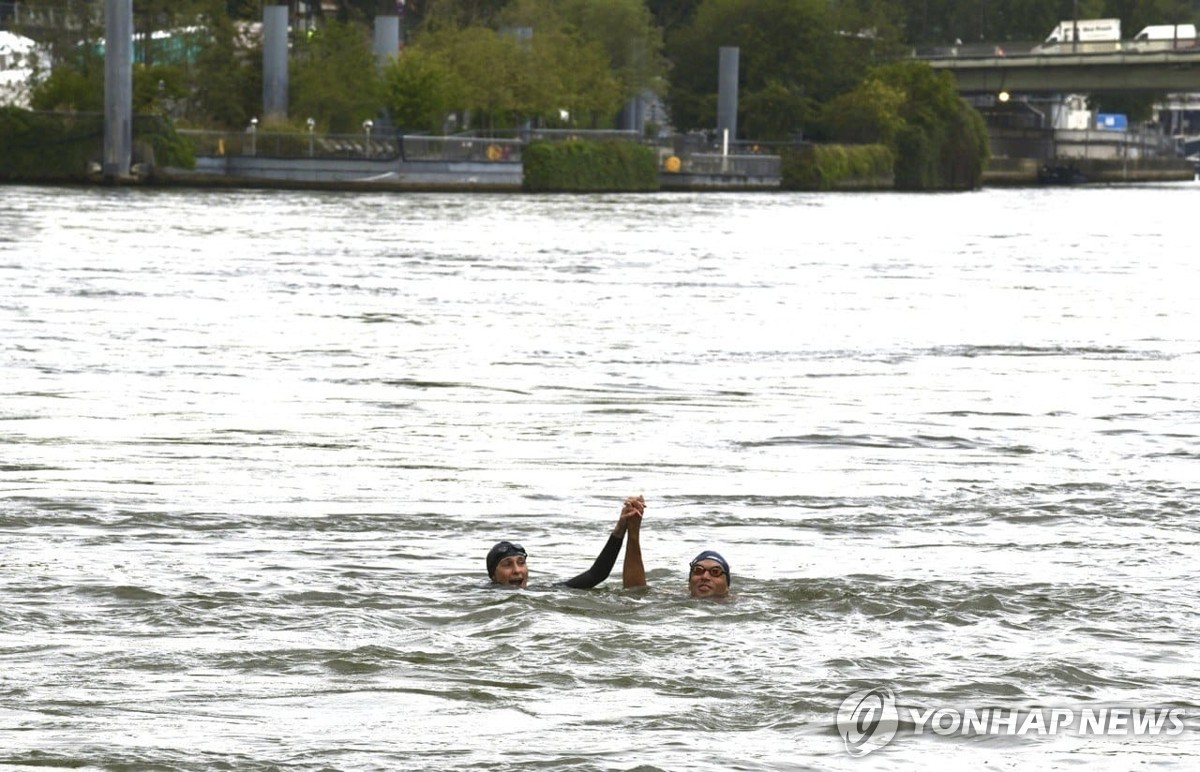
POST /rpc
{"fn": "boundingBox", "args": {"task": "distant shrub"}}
[781,143,893,191]
[523,138,658,192]
[0,108,195,181]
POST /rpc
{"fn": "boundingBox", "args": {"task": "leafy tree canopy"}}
[291,19,383,133]
[666,0,905,140]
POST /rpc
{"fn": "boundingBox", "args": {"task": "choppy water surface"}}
[2,184,1199,770]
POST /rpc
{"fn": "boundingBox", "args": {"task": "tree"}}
[186,0,259,128]
[646,0,704,33]
[417,24,522,130]
[665,0,905,140]
[409,16,624,131]
[871,60,989,189]
[524,27,621,126]
[290,19,384,132]
[819,76,907,145]
[382,47,464,132]
[524,0,667,102]
[421,0,516,28]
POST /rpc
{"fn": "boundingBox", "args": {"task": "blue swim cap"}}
[487,541,527,578]
[690,550,731,585]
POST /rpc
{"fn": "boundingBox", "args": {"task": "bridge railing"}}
[914,42,1030,58]
[916,38,1200,58]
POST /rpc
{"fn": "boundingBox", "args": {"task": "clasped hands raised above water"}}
[486,494,730,598]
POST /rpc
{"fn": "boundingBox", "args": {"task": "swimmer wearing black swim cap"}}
[486,496,644,589]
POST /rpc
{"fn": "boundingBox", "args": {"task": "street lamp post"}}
[1072,0,1079,54]
[362,119,374,157]
[249,116,258,156]
[307,117,315,158]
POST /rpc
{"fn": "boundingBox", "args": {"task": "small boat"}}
[1037,163,1088,185]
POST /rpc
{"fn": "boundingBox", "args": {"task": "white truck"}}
[1035,18,1121,52]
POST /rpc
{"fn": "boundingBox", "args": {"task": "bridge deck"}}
[923,46,1200,93]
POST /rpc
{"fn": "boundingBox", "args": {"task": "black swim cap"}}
[690,550,731,586]
[487,541,527,578]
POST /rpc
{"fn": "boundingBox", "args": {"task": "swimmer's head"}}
[487,541,528,587]
[688,550,730,598]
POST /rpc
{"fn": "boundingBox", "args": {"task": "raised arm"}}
[622,496,646,588]
[561,501,633,589]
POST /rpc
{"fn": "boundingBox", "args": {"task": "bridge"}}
[921,42,1200,94]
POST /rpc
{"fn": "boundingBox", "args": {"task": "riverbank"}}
[983,156,1196,185]
[149,153,1195,192]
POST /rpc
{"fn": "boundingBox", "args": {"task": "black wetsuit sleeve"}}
[561,533,622,589]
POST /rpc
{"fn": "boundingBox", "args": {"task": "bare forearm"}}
[623,523,646,588]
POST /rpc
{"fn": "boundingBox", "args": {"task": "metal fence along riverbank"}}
[170,128,784,192]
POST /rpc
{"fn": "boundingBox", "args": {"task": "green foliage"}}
[413,20,623,131]
[29,67,103,113]
[132,64,190,115]
[503,0,668,102]
[868,60,989,190]
[422,0,518,28]
[665,0,906,140]
[0,107,195,180]
[186,2,259,128]
[893,123,938,189]
[646,0,703,32]
[25,0,258,129]
[31,60,192,116]
[0,107,101,179]
[523,28,622,125]
[382,48,465,133]
[134,114,197,169]
[290,20,384,134]
[522,138,659,192]
[780,143,894,190]
[819,78,907,145]
[798,59,987,191]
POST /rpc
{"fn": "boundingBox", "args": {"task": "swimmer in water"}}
[620,497,730,598]
[486,495,645,589]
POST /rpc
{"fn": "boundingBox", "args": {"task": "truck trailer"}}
[1035,18,1121,52]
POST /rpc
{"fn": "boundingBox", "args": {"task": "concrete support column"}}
[103,0,132,179]
[620,95,644,134]
[717,46,739,145]
[262,4,289,122]
[374,15,400,67]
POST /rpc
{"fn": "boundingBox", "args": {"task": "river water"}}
[2,183,1199,770]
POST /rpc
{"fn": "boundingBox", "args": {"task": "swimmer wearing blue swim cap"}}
[618,499,731,598]
[687,550,730,598]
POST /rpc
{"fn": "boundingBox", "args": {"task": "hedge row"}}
[522,138,659,193]
[0,108,195,181]
[780,143,894,191]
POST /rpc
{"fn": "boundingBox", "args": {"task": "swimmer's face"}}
[493,555,528,587]
[688,560,729,598]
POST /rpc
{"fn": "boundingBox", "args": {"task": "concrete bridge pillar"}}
[103,0,132,179]
[374,15,400,67]
[717,46,740,145]
[263,4,289,122]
